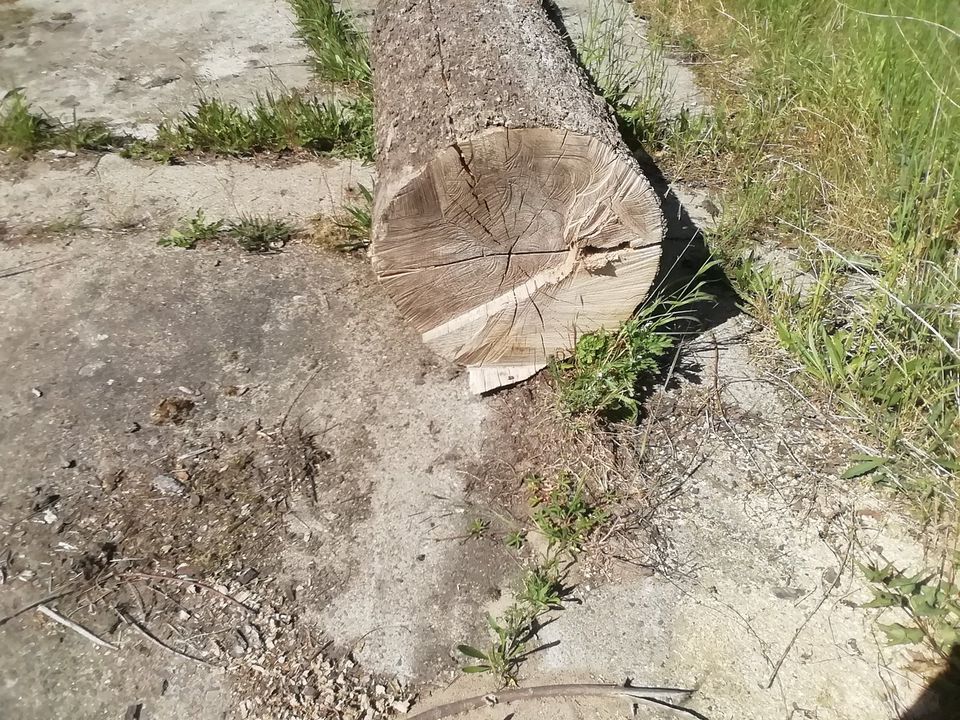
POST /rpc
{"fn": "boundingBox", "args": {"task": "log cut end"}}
[373,128,664,393]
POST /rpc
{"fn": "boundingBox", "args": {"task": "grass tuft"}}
[126,92,373,163]
[288,0,372,89]
[553,267,715,421]
[334,183,373,250]
[159,210,224,249]
[228,216,295,253]
[1,90,127,157]
[159,212,295,253]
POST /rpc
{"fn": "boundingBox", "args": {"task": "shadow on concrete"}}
[901,646,960,720]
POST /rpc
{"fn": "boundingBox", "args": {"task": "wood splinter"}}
[370,0,665,393]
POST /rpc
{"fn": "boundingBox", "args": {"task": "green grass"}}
[288,0,372,90]
[160,211,295,253]
[457,470,610,685]
[334,183,373,250]
[1,90,126,157]
[125,92,373,163]
[159,210,224,249]
[552,266,715,421]
[625,0,960,510]
[527,472,608,552]
[228,216,295,253]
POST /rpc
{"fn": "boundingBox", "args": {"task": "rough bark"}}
[371,0,664,393]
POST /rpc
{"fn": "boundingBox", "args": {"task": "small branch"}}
[36,604,118,651]
[126,572,255,614]
[0,587,79,626]
[176,446,213,462]
[406,683,694,720]
[765,535,854,688]
[115,608,211,665]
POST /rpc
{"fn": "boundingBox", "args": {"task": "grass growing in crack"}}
[467,517,490,540]
[1,90,126,157]
[517,565,565,613]
[553,268,715,421]
[125,92,373,162]
[457,612,531,685]
[159,210,224,249]
[334,183,374,250]
[288,0,372,90]
[457,471,609,685]
[528,473,608,553]
[159,211,294,253]
[228,216,294,253]
[504,529,527,550]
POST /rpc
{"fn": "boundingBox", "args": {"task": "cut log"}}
[370,0,664,393]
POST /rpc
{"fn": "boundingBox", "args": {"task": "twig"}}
[36,604,118,651]
[176,446,213,462]
[126,572,254,614]
[115,608,211,665]
[406,683,695,720]
[0,587,80,626]
[765,533,854,688]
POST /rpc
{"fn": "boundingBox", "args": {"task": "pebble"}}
[60,458,75,469]
[125,421,141,433]
[152,474,187,496]
[189,493,202,508]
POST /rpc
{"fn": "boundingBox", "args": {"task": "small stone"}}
[31,387,43,398]
[188,493,202,508]
[302,685,318,699]
[51,12,74,21]
[47,148,76,158]
[772,586,805,601]
[125,421,141,433]
[59,458,75,469]
[237,567,259,584]
[100,469,121,492]
[822,567,839,587]
[152,474,186,496]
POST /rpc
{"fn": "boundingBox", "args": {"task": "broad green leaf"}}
[841,457,886,479]
[879,622,925,646]
[461,665,491,673]
[456,645,488,660]
[862,591,900,609]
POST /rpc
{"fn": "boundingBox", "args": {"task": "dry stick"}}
[127,572,255,614]
[36,604,118,651]
[765,534,855,689]
[0,587,81,626]
[406,684,694,720]
[114,608,211,665]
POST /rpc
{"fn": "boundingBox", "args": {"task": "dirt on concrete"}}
[0,2,951,720]
[0,0,312,127]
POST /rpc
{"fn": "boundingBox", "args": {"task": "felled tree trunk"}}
[370,0,664,393]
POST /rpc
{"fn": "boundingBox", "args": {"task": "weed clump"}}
[553,270,714,421]
[288,0,372,89]
[126,93,373,163]
[456,470,609,685]
[1,90,126,158]
[159,211,294,253]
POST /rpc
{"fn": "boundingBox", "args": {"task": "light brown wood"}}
[371,0,664,392]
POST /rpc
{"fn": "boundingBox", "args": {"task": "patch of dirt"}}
[1,416,413,719]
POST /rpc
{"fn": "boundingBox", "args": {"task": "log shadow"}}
[543,0,741,344]
[901,645,960,719]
